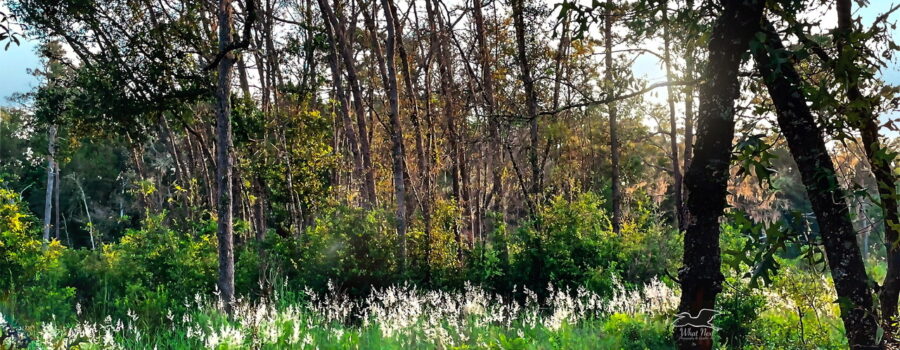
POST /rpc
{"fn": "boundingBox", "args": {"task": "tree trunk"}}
[604,0,622,234]
[681,2,695,231]
[662,1,682,230]
[752,20,879,348]
[676,1,763,349]
[324,20,367,206]
[424,0,464,259]
[54,161,60,240]
[389,0,434,265]
[381,0,409,269]
[43,125,57,242]
[511,0,540,203]
[472,0,504,231]
[74,177,95,250]
[317,0,377,206]
[214,0,237,315]
[833,0,900,339]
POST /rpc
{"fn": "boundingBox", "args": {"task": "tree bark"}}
[604,0,622,234]
[834,0,900,339]
[54,161,60,240]
[511,0,540,202]
[753,20,879,348]
[42,125,57,242]
[213,0,238,315]
[676,1,763,349]
[381,0,409,268]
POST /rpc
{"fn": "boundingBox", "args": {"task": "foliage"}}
[714,282,766,349]
[56,214,218,323]
[0,186,72,324]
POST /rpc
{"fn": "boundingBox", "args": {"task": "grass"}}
[4,279,677,349]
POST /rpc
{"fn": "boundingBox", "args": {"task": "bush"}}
[261,205,401,298]
[601,313,673,349]
[715,281,766,348]
[0,187,72,324]
[477,193,680,299]
[58,213,218,321]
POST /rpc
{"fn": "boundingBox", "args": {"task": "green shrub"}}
[0,187,72,323]
[601,313,673,349]
[715,282,766,348]
[58,213,218,321]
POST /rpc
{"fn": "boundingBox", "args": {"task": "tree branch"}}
[203,0,258,71]
[538,79,700,116]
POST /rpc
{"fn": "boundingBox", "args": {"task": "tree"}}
[676,0,763,349]
[380,0,410,268]
[604,0,622,234]
[752,19,879,348]
[511,0,541,210]
[833,0,900,338]
[208,0,257,315]
[42,125,55,242]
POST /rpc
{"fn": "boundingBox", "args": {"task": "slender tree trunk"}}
[214,0,237,315]
[510,0,539,199]
[752,21,879,348]
[472,0,504,231]
[43,125,57,242]
[662,1,682,230]
[324,21,366,206]
[74,177,95,250]
[676,1,763,349]
[237,55,251,98]
[390,0,434,263]
[604,0,622,234]
[381,0,409,269]
[318,0,377,206]
[54,162,60,240]
[425,0,464,259]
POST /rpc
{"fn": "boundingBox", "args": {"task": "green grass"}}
[7,280,677,349]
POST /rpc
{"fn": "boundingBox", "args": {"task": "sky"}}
[2,2,900,110]
[0,38,39,107]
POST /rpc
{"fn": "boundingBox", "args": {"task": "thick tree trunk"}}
[214,0,237,315]
[681,31,695,230]
[834,0,900,338]
[676,1,763,349]
[753,21,879,348]
[42,125,57,242]
[604,0,622,234]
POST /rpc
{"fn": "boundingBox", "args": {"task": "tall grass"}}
[17,277,677,349]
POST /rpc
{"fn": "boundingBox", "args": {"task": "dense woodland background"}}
[2,0,900,348]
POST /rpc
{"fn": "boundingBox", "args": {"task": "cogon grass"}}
[23,277,678,349]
